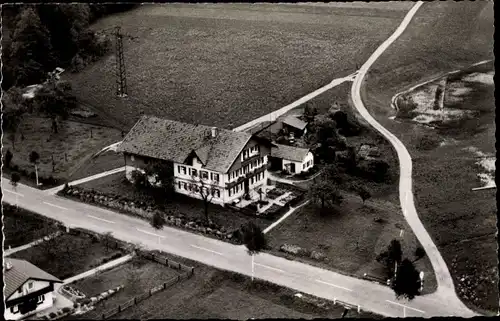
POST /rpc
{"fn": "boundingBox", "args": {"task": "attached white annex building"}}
[270,143,314,174]
[117,115,275,205]
[4,259,62,320]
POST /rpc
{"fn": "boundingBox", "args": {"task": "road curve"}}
[1,180,476,317]
[350,0,474,313]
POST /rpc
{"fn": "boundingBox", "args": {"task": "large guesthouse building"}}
[117,116,275,205]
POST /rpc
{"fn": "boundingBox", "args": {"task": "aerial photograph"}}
[1,1,496,319]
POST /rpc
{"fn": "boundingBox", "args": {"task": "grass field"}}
[70,257,180,319]
[266,195,437,295]
[3,204,62,248]
[76,172,271,232]
[361,1,496,313]
[64,3,412,130]
[2,116,122,184]
[67,150,124,181]
[100,252,380,319]
[9,231,125,280]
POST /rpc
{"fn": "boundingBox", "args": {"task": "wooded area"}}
[1,4,138,90]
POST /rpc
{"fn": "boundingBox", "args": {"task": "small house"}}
[4,259,63,320]
[281,116,308,138]
[270,143,314,175]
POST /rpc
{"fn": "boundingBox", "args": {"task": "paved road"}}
[350,0,476,315]
[1,2,479,318]
[2,180,476,318]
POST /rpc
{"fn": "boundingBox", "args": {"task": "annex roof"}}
[271,143,311,162]
[117,115,254,173]
[4,259,62,299]
[282,116,307,131]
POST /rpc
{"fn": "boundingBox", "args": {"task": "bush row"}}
[60,185,242,244]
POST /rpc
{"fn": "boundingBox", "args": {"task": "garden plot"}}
[2,115,122,186]
[9,229,126,280]
[104,254,380,320]
[69,257,181,319]
[3,204,62,249]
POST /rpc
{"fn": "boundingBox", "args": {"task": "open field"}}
[361,1,496,313]
[9,230,126,280]
[99,252,380,319]
[70,257,180,319]
[266,196,437,295]
[76,172,271,232]
[68,150,124,181]
[2,116,122,185]
[3,203,62,248]
[64,3,412,130]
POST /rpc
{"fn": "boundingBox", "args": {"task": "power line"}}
[115,26,128,98]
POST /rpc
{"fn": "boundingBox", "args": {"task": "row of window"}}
[228,172,264,197]
[302,160,313,169]
[242,145,260,161]
[177,166,220,182]
[230,157,264,181]
[250,172,265,185]
[10,295,44,314]
[177,181,221,198]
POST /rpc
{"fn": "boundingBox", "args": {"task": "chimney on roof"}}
[5,261,13,270]
[211,127,218,138]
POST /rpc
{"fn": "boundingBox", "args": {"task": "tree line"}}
[2,3,138,90]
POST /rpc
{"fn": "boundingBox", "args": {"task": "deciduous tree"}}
[150,212,166,230]
[5,150,14,169]
[309,177,343,212]
[241,221,267,281]
[10,7,54,86]
[392,259,421,300]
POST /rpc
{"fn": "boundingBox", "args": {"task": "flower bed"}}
[60,185,242,244]
[266,188,288,200]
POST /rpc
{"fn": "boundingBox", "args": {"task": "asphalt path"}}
[350,0,476,315]
[2,180,476,317]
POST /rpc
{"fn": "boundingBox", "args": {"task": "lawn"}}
[67,150,125,181]
[64,3,412,130]
[69,257,180,319]
[266,195,437,295]
[95,252,380,319]
[3,203,62,248]
[9,230,126,280]
[75,172,271,232]
[361,1,496,313]
[2,115,123,185]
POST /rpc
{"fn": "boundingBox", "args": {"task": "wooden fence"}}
[98,251,195,319]
[138,251,195,276]
[100,271,192,319]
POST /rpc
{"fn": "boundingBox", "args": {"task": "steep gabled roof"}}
[117,115,253,173]
[271,144,311,162]
[4,259,62,299]
[282,116,307,131]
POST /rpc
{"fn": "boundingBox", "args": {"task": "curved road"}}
[350,0,475,314]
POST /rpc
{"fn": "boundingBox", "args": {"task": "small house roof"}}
[271,144,311,162]
[4,259,62,299]
[282,116,307,131]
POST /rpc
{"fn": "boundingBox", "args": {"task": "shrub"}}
[49,312,57,318]
[4,149,13,168]
[416,135,440,151]
[73,302,79,308]
[12,164,19,172]
[62,307,71,313]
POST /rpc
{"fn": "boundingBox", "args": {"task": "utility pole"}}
[115,26,128,97]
